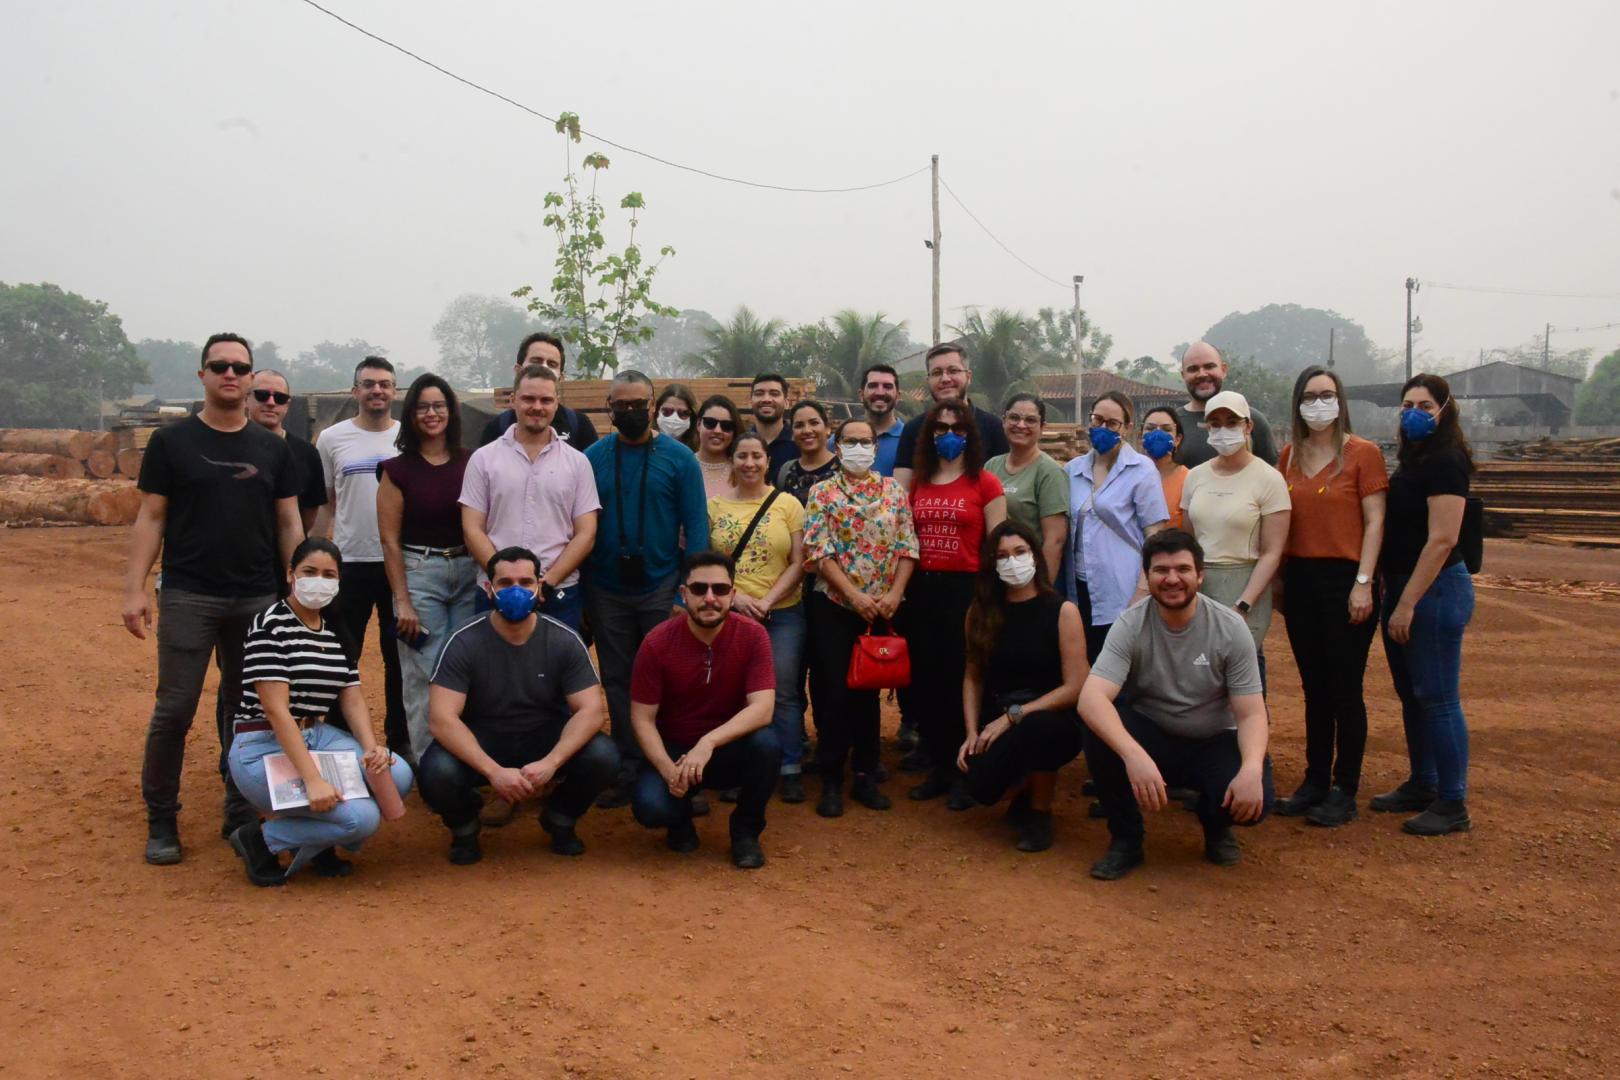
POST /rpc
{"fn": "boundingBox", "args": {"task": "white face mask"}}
[1299,399,1340,431]
[657,412,691,438]
[1207,426,1248,457]
[996,552,1037,587]
[840,444,876,475]
[292,576,340,610]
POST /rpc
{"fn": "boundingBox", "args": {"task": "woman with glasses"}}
[986,393,1069,577]
[905,398,1007,809]
[1273,366,1388,828]
[1064,391,1169,662]
[695,394,743,499]
[378,373,475,761]
[655,383,700,452]
[776,399,841,507]
[1139,407,1188,531]
[803,419,918,816]
[708,432,809,802]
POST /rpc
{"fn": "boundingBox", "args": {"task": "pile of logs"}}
[0,476,143,526]
[0,429,143,480]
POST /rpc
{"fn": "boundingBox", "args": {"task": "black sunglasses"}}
[251,389,291,405]
[684,581,734,597]
[700,416,737,433]
[205,360,253,377]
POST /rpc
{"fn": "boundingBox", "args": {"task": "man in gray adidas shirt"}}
[1078,528,1274,880]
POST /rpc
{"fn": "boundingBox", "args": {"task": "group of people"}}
[124,328,1476,886]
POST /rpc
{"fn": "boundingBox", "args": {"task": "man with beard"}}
[583,370,710,807]
[858,363,905,477]
[1077,529,1274,880]
[892,343,1009,488]
[315,357,407,756]
[246,369,325,533]
[477,332,599,450]
[629,552,780,869]
[748,372,797,485]
[1172,342,1279,467]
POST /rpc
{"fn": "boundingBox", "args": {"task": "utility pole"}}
[1072,275,1086,422]
[1543,322,1551,369]
[1404,277,1420,380]
[1328,326,1336,369]
[930,154,941,346]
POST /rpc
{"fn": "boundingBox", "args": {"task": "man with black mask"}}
[582,370,710,807]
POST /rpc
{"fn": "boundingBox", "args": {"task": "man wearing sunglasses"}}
[628,551,780,869]
[124,333,304,867]
[476,332,599,451]
[246,369,326,533]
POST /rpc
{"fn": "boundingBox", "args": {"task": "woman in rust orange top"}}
[1140,407,1188,531]
[1274,365,1388,828]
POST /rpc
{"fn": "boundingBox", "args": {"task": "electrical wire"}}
[938,176,1070,290]
[1550,321,1620,334]
[1423,281,1620,301]
[293,0,930,194]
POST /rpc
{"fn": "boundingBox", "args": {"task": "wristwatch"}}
[1355,574,1371,586]
[1007,704,1024,724]
[1235,599,1252,614]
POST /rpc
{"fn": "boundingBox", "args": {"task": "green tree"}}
[432,294,542,390]
[689,306,790,378]
[1113,354,1180,388]
[1221,355,1292,425]
[289,339,390,392]
[134,338,204,398]
[0,282,146,427]
[620,308,722,378]
[806,310,911,400]
[1574,348,1620,424]
[1203,304,1392,383]
[1031,305,1113,371]
[951,308,1066,413]
[513,112,676,377]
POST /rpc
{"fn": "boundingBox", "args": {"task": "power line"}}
[937,176,1069,290]
[293,0,930,194]
[1423,280,1620,301]
[1551,321,1620,334]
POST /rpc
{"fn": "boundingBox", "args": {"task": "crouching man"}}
[419,546,620,864]
[629,551,781,869]
[1078,529,1274,880]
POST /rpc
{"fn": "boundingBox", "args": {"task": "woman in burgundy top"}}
[378,373,476,760]
[905,397,1007,808]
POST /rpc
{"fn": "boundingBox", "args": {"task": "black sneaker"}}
[220,810,259,841]
[899,746,930,774]
[540,813,585,856]
[310,847,354,877]
[1015,810,1054,853]
[945,777,975,812]
[667,818,700,853]
[1275,780,1328,817]
[145,825,182,866]
[1005,789,1033,827]
[870,762,890,784]
[1305,787,1359,828]
[1090,846,1144,881]
[228,821,287,887]
[1402,800,1471,836]
[718,787,741,804]
[1370,779,1438,814]
[690,792,711,817]
[898,723,920,752]
[448,827,482,866]
[908,771,953,801]
[779,774,806,804]
[850,775,892,811]
[1087,799,1108,819]
[730,836,766,870]
[815,779,845,818]
[595,779,632,810]
[1204,827,1242,867]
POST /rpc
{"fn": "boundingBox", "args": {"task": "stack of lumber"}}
[495,376,818,433]
[0,428,135,479]
[1040,424,1086,463]
[1494,436,1620,462]
[0,475,142,526]
[1474,461,1620,546]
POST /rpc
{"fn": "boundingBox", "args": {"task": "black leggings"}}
[964,709,1082,805]
[903,570,977,775]
[1073,579,1115,664]
[1283,558,1377,794]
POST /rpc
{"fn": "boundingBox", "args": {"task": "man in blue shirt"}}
[859,363,906,477]
[584,370,710,806]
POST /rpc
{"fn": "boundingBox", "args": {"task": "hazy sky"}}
[5,0,1619,376]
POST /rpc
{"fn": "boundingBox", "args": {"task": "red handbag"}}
[846,618,911,690]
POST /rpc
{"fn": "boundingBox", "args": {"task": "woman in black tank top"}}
[959,520,1089,852]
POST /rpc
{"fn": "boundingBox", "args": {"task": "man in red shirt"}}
[629,551,780,869]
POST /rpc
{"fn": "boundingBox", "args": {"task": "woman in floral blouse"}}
[708,432,809,802]
[802,418,919,818]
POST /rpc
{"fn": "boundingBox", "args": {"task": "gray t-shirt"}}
[1172,403,1279,468]
[430,614,600,737]
[1090,596,1262,738]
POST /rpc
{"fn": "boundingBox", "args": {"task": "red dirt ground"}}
[2,531,1617,1078]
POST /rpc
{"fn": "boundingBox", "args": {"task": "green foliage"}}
[689,306,789,378]
[1113,354,1181,388]
[288,339,390,393]
[950,308,1069,413]
[1031,306,1112,371]
[1574,348,1620,424]
[514,113,676,377]
[0,282,146,427]
[432,294,544,389]
[1202,304,1392,384]
[784,310,912,400]
[135,338,204,398]
[1220,355,1292,425]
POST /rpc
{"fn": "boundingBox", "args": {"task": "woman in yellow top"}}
[708,431,809,803]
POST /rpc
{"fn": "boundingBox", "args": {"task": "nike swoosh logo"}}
[201,455,260,480]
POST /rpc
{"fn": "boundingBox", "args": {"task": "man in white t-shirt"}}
[315,356,406,756]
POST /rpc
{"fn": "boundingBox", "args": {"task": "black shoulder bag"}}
[729,489,783,562]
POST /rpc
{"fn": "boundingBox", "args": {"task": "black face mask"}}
[613,409,651,439]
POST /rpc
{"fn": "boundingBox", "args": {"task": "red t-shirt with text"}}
[910,471,1005,573]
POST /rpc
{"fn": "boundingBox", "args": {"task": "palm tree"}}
[951,308,1065,413]
[687,306,785,378]
[810,310,910,400]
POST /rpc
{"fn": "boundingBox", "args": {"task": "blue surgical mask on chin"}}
[1088,427,1121,455]
[1400,407,1438,441]
[1142,429,1175,459]
[934,431,967,461]
[492,585,538,621]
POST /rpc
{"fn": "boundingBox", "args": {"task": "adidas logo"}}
[1192,653,1210,666]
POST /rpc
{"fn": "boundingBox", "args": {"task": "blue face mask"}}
[1088,427,1121,455]
[1142,429,1175,459]
[492,585,538,622]
[1400,407,1438,441]
[934,431,967,461]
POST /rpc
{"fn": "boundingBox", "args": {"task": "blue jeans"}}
[759,603,806,773]
[400,552,480,760]
[473,579,585,632]
[228,724,415,875]
[1382,562,1474,801]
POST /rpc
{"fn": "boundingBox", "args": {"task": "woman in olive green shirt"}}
[985,393,1069,575]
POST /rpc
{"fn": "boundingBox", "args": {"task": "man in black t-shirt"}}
[246,368,326,533]
[891,342,1010,488]
[476,332,599,450]
[123,333,304,867]
[418,547,621,865]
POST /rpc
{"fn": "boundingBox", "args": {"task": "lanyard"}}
[613,438,653,555]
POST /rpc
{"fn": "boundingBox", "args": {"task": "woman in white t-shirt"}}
[1180,391,1290,684]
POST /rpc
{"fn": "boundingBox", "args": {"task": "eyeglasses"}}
[1142,422,1176,434]
[610,400,650,414]
[250,389,290,405]
[928,366,967,380]
[205,360,252,377]
[1301,391,1339,405]
[659,405,691,418]
[1004,413,1042,428]
[358,379,395,391]
[1089,414,1126,432]
[414,401,449,415]
[839,437,875,448]
[684,581,734,597]
[700,416,737,433]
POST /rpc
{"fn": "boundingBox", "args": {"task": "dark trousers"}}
[584,575,680,765]
[1073,579,1115,664]
[964,709,1083,805]
[631,728,782,840]
[327,560,407,754]
[417,728,620,831]
[905,570,977,775]
[141,588,274,827]
[1283,558,1377,794]
[1083,705,1274,849]
[807,590,883,780]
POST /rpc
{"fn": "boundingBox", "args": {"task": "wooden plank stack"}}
[1474,459,1620,545]
[1494,436,1620,462]
[495,376,819,433]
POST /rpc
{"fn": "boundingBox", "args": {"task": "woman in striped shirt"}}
[226,537,415,886]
